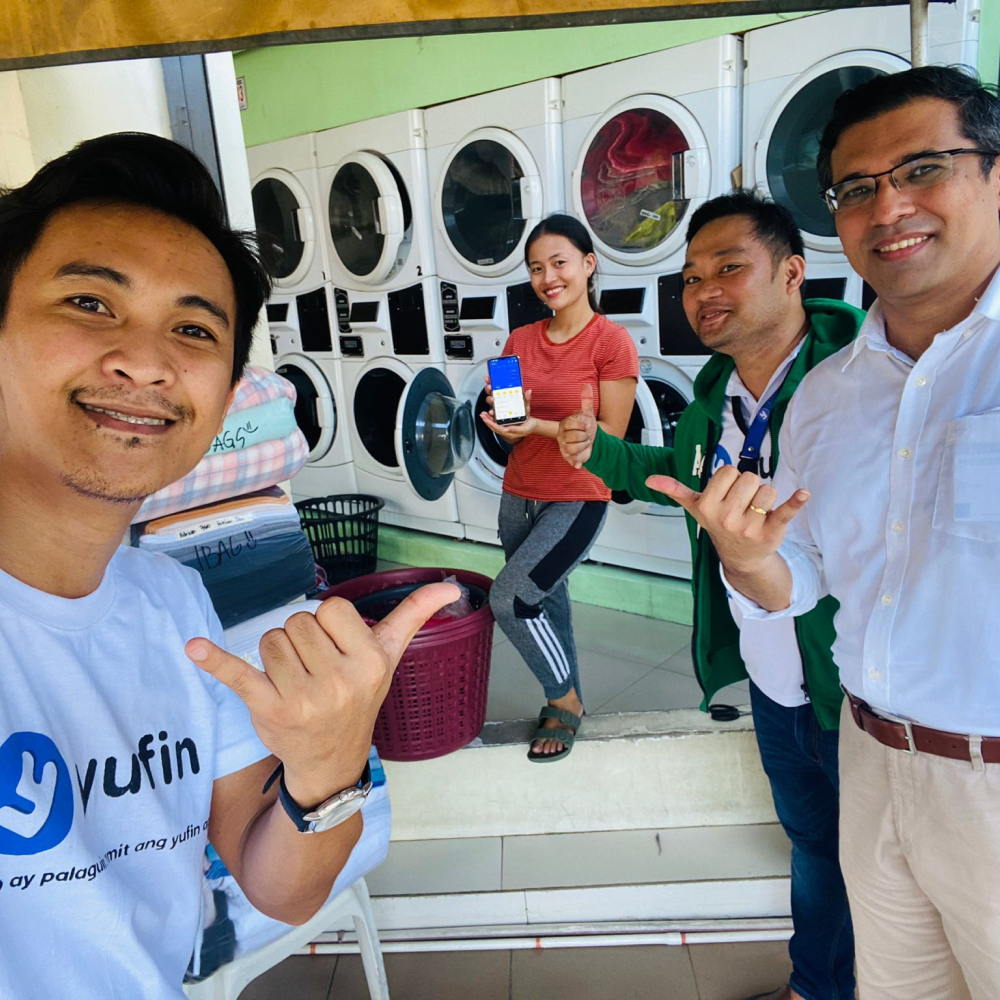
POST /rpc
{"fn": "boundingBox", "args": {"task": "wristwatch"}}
[264,761,373,834]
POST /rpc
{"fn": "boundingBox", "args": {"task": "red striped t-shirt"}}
[500,314,638,502]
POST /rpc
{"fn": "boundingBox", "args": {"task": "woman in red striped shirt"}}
[481,214,637,762]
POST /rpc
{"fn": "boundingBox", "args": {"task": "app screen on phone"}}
[490,357,526,422]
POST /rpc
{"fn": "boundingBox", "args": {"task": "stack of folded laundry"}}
[137,487,317,627]
[132,365,308,525]
[131,366,318,626]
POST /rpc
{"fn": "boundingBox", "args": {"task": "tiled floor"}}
[485,601,749,722]
[239,939,792,999]
[364,823,790,896]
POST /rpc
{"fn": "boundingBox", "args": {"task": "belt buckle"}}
[899,718,916,755]
[871,706,917,755]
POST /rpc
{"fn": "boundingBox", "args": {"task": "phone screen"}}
[488,356,527,424]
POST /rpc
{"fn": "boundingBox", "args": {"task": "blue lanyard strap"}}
[731,386,781,474]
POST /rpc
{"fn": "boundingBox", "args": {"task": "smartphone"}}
[487,355,527,425]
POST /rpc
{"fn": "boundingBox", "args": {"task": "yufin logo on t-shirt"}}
[0,733,74,856]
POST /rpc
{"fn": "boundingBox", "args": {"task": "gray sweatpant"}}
[490,491,608,701]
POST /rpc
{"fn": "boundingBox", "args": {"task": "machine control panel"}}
[441,281,460,332]
[388,284,430,356]
[296,288,333,353]
[657,273,706,357]
[506,281,551,333]
[444,334,474,360]
[334,287,351,333]
[339,335,364,358]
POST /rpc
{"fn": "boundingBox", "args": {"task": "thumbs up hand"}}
[557,383,598,469]
[185,583,459,806]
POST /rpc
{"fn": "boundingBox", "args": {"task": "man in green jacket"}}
[558,191,863,1000]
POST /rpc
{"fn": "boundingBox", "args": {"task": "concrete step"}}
[382,708,775,841]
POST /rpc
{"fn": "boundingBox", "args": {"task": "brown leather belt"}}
[847,693,1000,763]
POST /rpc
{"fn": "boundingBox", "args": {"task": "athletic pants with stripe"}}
[490,491,608,702]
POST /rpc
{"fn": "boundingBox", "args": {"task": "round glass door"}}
[440,134,532,274]
[397,368,474,501]
[580,107,690,258]
[353,368,406,468]
[253,177,307,282]
[610,379,663,512]
[646,378,689,449]
[474,386,512,470]
[327,153,411,284]
[415,393,475,478]
[275,357,334,463]
[765,65,887,240]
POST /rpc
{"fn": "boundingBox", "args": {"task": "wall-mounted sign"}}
[236,75,248,110]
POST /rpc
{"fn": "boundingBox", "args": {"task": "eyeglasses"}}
[822,148,998,214]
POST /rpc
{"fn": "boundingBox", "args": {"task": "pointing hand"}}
[646,467,809,575]
[185,582,459,805]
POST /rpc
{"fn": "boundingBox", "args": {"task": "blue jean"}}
[749,681,855,1000]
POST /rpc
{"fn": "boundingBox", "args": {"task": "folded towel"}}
[132,430,308,523]
[131,366,307,523]
[207,397,298,457]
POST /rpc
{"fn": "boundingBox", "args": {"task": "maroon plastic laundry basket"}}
[324,567,495,762]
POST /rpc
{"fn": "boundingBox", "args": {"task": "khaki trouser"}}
[839,699,1000,999]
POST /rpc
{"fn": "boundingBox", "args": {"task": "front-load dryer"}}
[588,357,694,580]
[443,321,516,547]
[425,78,565,340]
[316,110,445,362]
[743,3,980,307]
[247,133,329,298]
[269,288,357,502]
[343,345,474,538]
[561,35,741,366]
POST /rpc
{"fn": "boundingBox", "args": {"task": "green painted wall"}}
[235,13,804,147]
[377,526,694,624]
[236,3,999,148]
[981,0,1000,86]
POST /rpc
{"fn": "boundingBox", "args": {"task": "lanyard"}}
[731,386,781,475]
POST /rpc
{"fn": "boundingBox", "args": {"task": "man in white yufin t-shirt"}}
[0,134,456,1000]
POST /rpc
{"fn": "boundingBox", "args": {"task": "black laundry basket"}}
[295,494,385,586]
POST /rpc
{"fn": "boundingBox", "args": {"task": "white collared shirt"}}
[717,343,808,709]
[727,268,1000,735]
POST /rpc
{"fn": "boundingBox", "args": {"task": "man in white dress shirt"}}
[648,66,1000,999]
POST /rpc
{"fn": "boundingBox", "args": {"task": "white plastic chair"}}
[183,877,389,1000]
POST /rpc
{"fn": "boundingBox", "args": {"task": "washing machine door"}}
[609,377,664,515]
[251,169,317,289]
[464,363,512,487]
[637,359,693,518]
[395,368,475,501]
[327,151,412,286]
[275,354,336,463]
[755,51,907,253]
[438,127,543,279]
[472,382,512,482]
[574,96,710,269]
